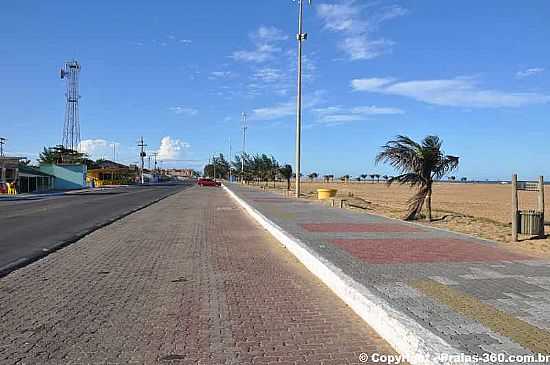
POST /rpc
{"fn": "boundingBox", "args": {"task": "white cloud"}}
[251,91,325,121]
[232,26,288,63]
[79,139,119,159]
[351,76,550,108]
[254,26,288,42]
[209,71,235,80]
[317,2,406,61]
[252,102,295,121]
[157,136,190,160]
[342,37,392,61]
[516,67,544,78]
[232,44,280,63]
[252,67,283,83]
[169,106,198,116]
[313,105,404,125]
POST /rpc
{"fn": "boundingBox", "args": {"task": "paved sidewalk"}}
[0,186,397,364]
[226,184,550,364]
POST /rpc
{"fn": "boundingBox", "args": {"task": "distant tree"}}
[19,159,32,166]
[308,172,318,182]
[39,145,88,165]
[369,174,376,183]
[460,177,467,182]
[339,175,350,183]
[382,175,389,182]
[360,174,368,182]
[374,174,381,183]
[279,164,293,190]
[376,135,459,221]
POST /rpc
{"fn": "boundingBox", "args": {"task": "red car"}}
[197,178,221,187]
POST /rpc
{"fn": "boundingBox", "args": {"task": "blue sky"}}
[1,0,549,180]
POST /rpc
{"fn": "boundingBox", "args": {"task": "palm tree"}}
[308,172,318,182]
[360,174,368,182]
[279,164,293,190]
[375,135,459,221]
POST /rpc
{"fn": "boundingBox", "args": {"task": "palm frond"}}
[387,173,425,187]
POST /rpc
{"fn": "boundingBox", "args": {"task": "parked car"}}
[197,178,221,187]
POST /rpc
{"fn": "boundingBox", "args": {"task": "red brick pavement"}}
[329,238,531,264]
[301,223,421,233]
[0,187,398,365]
[205,190,400,364]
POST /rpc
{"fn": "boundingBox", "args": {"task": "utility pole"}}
[153,152,158,173]
[228,137,232,182]
[295,0,311,198]
[213,154,217,180]
[152,152,159,183]
[0,137,6,157]
[241,112,247,183]
[138,137,147,184]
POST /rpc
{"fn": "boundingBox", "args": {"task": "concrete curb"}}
[0,192,66,201]
[0,185,192,278]
[224,184,463,365]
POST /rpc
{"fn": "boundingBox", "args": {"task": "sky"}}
[1,0,549,180]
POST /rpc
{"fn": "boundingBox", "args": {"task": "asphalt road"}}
[0,183,193,273]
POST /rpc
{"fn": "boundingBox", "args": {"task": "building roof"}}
[95,160,129,169]
[18,165,55,177]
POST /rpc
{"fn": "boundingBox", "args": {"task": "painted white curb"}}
[224,185,464,365]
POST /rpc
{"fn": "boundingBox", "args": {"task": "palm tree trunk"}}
[405,184,429,221]
[426,185,433,221]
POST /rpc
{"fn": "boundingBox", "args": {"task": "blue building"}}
[39,164,87,190]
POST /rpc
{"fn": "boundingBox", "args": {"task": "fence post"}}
[512,174,518,242]
[539,176,545,231]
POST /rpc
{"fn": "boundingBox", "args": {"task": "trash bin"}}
[518,210,544,236]
[317,188,338,200]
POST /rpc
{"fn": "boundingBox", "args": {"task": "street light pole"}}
[241,112,248,183]
[295,0,310,198]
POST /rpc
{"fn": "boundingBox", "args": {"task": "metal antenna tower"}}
[138,137,147,184]
[60,60,82,151]
[241,112,248,182]
[0,137,6,157]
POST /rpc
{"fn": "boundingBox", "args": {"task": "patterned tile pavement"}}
[301,223,422,233]
[329,238,529,264]
[0,186,397,364]
[227,184,550,363]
